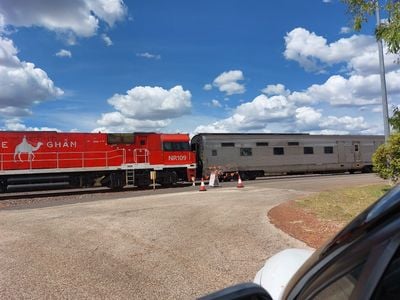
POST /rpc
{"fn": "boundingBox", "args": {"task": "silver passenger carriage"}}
[191,133,384,180]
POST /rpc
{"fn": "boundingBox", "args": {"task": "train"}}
[0,131,385,192]
[0,131,196,192]
[191,133,385,181]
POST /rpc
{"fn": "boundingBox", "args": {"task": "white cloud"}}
[0,13,4,33]
[295,107,371,134]
[101,33,113,46]
[212,70,245,95]
[261,84,290,96]
[0,35,19,67]
[203,83,212,91]
[289,71,400,106]
[211,99,222,108]
[55,49,72,58]
[320,116,369,131]
[311,129,350,135]
[136,52,161,60]
[86,0,127,27]
[194,94,295,133]
[0,36,63,117]
[295,107,322,127]
[0,106,32,117]
[108,85,191,120]
[235,95,294,122]
[194,29,399,135]
[0,0,127,38]
[284,27,399,75]
[340,26,351,34]
[0,0,128,128]
[96,85,192,131]
[194,123,230,134]
[195,93,372,134]
[372,106,383,113]
[2,118,59,131]
[95,111,170,133]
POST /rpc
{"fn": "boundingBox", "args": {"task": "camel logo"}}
[14,136,43,162]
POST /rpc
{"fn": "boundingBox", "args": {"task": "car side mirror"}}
[198,282,273,300]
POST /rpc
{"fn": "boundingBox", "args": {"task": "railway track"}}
[0,172,358,204]
[0,182,194,208]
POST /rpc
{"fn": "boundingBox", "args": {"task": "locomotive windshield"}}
[163,141,190,151]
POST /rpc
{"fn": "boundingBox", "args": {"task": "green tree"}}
[372,107,400,182]
[342,0,400,55]
[373,132,400,182]
[389,106,400,131]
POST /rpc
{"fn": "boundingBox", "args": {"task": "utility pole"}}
[376,0,390,141]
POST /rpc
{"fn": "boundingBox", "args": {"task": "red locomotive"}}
[0,131,196,192]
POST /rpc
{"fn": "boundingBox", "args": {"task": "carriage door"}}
[353,142,361,162]
[134,135,149,164]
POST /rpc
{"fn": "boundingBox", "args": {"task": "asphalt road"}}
[0,174,386,299]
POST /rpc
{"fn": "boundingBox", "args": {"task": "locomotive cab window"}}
[240,148,252,156]
[163,141,190,151]
[107,133,134,144]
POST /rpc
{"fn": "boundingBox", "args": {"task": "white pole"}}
[376,0,390,141]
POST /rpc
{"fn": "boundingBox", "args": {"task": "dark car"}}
[201,184,400,300]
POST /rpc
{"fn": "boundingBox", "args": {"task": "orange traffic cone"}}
[237,175,244,188]
[199,178,207,191]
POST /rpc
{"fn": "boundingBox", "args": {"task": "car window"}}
[312,263,364,300]
[372,247,400,300]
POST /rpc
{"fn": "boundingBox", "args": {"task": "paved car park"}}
[0,174,386,299]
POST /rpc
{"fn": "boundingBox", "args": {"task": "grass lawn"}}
[296,184,392,223]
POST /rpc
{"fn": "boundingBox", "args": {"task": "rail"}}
[0,149,126,171]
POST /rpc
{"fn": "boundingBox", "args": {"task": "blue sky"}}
[0,0,399,135]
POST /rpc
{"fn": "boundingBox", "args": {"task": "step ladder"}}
[126,169,135,186]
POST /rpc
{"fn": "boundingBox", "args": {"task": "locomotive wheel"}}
[159,171,177,187]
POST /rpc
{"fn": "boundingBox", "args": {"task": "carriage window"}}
[273,147,284,155]
[256,142,269,146]
[324,146,334,154]
[304,147,314,154]
[240,148,252,156]
[163,142,190,151]
[288,141,299,146]
[221,142,235,147]
[212,149,218,156]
